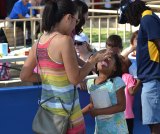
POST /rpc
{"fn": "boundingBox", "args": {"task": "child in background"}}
[121,30,139,78]
[121,55,141,134]
[105,34,131,73]
[121,31,142,134]
[82,54,128,134]
[105,34,134,71]
[121,30,138,58]
[106,34,123,54]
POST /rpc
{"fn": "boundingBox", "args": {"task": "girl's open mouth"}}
[101,60,108,67]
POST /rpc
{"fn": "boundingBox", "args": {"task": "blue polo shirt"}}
[136,10,160,82]
[9,0,31,19]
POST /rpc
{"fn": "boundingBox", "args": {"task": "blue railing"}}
[0,85,150,134]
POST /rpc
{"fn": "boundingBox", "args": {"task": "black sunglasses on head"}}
[74,41,85,46]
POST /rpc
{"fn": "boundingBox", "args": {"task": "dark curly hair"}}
[110,54,123,78]
[124,0,150,26]
[73,0,88,35]
[96,54,122,78]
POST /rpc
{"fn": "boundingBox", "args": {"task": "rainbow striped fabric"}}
[37,38,86,133]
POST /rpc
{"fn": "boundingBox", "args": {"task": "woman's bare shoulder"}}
[51,34,74,48]
[57,34,73,42]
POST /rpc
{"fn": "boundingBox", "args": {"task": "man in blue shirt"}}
[118,0,160,133]
[9,0,31,19]
[9,0,32,44]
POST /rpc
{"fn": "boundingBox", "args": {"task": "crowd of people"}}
[17,0,160,134]
[3,0,120,46]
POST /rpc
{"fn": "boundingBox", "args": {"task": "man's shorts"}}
[141,79,160,125]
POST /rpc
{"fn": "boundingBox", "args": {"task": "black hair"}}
[106,35,123,50]
[124,0,150,26]
[73,0,88,35]
[110,54,123,78]
[42,0,77,33]
[118,0,129,24]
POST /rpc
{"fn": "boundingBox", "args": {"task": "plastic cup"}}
[0,43,8,56]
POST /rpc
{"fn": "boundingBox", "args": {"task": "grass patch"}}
[83,28,132,49]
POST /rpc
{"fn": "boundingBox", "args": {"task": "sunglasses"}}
[74,41,85,46]
[71,15,80,25]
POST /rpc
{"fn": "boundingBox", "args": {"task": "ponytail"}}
[42,0,77,33]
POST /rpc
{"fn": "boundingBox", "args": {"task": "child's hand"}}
[89,108,98,117]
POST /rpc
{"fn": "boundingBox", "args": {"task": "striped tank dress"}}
[37,36,86,134]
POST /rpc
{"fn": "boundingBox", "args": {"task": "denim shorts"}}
[141,79,160,125]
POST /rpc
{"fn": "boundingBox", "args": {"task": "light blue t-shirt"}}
[87,77,128,134]
[9,0,31,19]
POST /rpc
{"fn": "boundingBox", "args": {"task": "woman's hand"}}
[82,103,94,115]
[88,49,113,65]
[79,81,87,90]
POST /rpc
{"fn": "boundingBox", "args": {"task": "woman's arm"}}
[20,35,111,84]
[59,36,111,85]
[77,56,86,67]
[20,44,41,82]
[82,97,94,115]
[89,87,126,117]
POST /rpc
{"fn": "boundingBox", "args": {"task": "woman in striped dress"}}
[20,0,111,133]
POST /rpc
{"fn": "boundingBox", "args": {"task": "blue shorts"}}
[141,79,160,125]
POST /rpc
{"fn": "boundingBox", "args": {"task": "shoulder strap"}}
[39,87,76,116]
[35,34,43,86]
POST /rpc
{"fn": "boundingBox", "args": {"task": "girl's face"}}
[132,35,138,48]
[97,55,116,73]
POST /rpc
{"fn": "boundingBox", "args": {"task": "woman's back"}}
[37,33,86,133]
